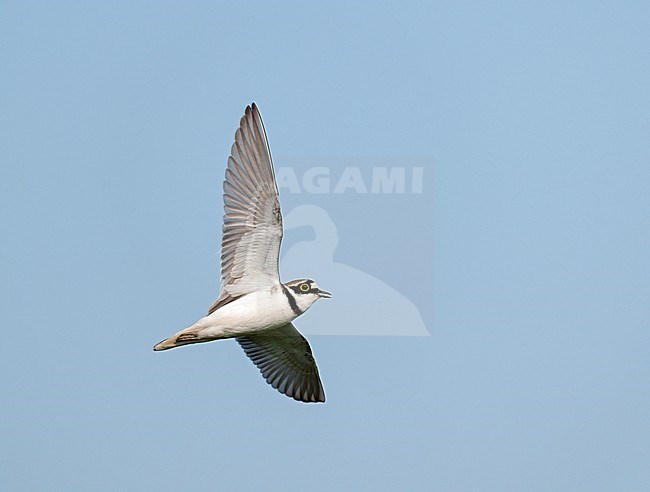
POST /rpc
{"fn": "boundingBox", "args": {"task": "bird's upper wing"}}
[209,104,283,314]
[236,324,326,403]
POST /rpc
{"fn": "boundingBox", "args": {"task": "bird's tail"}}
[153,325,210,351]
[153,333,197,351]
[153,316,229,351]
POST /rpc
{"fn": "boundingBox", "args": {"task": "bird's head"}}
[284,278,332,312]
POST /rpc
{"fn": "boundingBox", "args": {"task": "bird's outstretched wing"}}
[236,324,326,403]
[209,104,283,314]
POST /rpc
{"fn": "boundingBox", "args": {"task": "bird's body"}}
[153,104,330,403]
[154,281,321,347]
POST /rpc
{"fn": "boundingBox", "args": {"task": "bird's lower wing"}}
[236,324,325,403]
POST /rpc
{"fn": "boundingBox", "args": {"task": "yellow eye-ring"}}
[300,283,310,292]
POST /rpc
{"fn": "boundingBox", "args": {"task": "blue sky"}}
[1,2,649,491]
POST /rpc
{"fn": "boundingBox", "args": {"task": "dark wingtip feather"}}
[236,326,326,404]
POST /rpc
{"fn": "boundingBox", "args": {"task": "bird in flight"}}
[154,103,331,403]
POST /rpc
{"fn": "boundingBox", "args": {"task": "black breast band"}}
[281,284,302,316]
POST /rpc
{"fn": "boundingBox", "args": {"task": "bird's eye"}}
[299,283,310,292]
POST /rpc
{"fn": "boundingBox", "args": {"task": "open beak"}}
[317,289,332,299]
